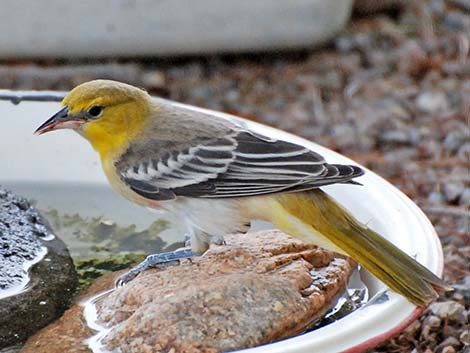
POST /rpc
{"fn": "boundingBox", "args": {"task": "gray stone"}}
[423,315,441,328]
[331,124,358,149]
[416,91,450,114]
[437,337,461,352]
[457,143,470,162]
[444,10,470,31]
[421,315,442,340]
[461,330,470,346]
[444,130,470,153]
[441,346,456,353]
[428,191,445,204]
[429,301,466,321]
[459,188,470,206]
[443,183,465,203]
[379,130,413,145]
[0,187,77,348]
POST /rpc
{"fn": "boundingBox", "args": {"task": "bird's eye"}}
[88,105,103,117]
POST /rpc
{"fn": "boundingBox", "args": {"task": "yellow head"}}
[35,80,152,157]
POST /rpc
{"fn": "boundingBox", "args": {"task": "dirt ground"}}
[1,1,469,352]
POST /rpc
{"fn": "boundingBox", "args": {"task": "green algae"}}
[39,209,183,291]
[42,209,171,257]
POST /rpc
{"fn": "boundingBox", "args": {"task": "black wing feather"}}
[118,131,364,200]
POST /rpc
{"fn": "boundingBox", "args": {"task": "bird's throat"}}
[82,122,130,159]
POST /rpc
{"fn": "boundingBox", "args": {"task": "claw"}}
[184,234,191,248]
[115,268,143,287]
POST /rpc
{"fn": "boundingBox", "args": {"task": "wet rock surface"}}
[0,187,77,349]
[21,230,356,353]
[0,189,47,294]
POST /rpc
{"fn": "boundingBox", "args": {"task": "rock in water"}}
[0,187,77,349]
[21,230,355,353]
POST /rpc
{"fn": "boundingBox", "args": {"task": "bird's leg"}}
[115,248,198,287]
[115,230,214,287]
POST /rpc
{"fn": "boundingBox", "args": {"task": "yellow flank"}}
[260,196,346,254]
[99,156,151,207]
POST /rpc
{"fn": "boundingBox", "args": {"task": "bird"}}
[35,79,449,307]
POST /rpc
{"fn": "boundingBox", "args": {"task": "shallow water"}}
[4,181,183,257]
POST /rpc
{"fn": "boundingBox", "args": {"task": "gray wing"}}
[117,131,364,200]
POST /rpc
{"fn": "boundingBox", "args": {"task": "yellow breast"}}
[101,156,165,209]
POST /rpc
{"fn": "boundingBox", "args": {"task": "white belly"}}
[158,198,251,253]
[166,198,249,236]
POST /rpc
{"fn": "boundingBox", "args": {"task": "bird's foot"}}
[115,248,196,287]
[212,238,226,246]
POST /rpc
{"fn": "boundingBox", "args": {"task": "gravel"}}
[429,301,466,321]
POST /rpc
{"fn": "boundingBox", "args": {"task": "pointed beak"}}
[34,106,85,135]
